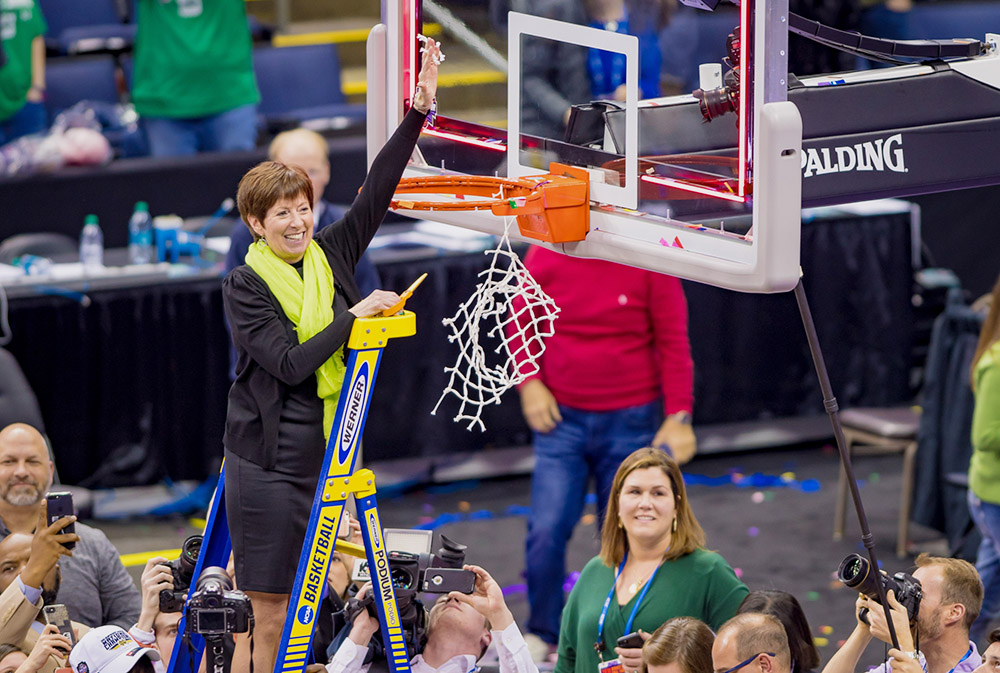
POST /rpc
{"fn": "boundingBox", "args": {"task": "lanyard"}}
[595,552,663,656]
[947,645,973,673]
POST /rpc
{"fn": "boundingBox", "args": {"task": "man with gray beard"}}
[0,424,140,629]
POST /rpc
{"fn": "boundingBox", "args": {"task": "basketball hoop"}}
[391,171,573,430]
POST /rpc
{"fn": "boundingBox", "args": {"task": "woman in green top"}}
[555,447,747,673]
[968,273,1000,645]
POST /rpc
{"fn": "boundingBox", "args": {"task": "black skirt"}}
[226,389,327,594]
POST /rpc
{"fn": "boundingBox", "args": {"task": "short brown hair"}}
[915,553,983,628]
[719,613,791,673]
[600,447,705,567]
[642,617,713,673]
[235,161,314,241]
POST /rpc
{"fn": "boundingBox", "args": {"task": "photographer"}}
[822,554,984,673]
[324,565,538,673]
[126,556,185,672]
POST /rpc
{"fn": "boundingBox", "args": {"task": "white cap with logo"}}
[69,625,161,673]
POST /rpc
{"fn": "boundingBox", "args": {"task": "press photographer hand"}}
[864,590,915,652]
[887,648,923,673]
[137,556,174,632]
[348,584,381,646]
[447,564,513,630]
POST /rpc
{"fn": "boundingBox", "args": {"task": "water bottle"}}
[80,214,104,271]
[128,201,154,264]
[12,254,53,276]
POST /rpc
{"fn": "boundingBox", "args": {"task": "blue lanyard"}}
[947,645,973,673]
[595,552,663,655]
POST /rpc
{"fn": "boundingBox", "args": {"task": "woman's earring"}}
[618,518,624,529]
[672,517,677,533]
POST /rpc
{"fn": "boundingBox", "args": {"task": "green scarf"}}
[245,238,346,440]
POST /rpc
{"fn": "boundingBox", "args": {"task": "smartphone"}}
[617,632,644,649]
[42,604,76,649]
[45,492,76,550]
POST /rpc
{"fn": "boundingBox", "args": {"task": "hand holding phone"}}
[617,632,644,649]
[45,492,76,551]
[41,606,76,653]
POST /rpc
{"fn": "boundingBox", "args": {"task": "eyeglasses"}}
[718,653,776,673]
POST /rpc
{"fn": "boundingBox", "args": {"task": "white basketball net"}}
[432,216,560,430]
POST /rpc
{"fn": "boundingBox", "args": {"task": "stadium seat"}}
[44,56,121,125]
[252,44,366,133]
[38,0,134,55]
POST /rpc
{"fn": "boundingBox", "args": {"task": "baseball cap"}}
[68,625,161,673]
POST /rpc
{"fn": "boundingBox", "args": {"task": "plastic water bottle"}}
[80,214,104,271]
[128,201,153,264]
[12,254,53,276]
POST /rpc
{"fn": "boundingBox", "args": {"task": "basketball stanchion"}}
[166,279,426,673]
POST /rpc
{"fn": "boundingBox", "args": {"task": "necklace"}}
[625,566,656,595]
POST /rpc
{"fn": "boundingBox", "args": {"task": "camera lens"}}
[391,566,414,591]
[837,553,881,598]
[694,87,737,123]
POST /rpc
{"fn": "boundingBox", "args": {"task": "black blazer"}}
[221,108,426,469]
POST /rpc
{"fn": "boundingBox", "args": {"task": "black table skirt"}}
[5,208,915,484]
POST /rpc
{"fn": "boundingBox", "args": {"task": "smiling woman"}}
[554,447,748,673]
[221,38,442,673]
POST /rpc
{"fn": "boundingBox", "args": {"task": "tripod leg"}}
[793,278,902,650]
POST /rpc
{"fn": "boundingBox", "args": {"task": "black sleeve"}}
[318,106,428,272]
[223,269,357,386]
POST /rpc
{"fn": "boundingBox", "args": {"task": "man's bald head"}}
[0,424,52,507]
[267,128,330,209]
[713,613,791,673]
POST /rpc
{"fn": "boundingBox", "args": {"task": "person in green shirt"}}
[555,447,748,673]
[131,0,260,156]
[0,0,46,145]
[968,273,1000,645]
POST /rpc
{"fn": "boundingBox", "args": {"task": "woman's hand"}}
[412,38,441,113]
[23,624,73,670]
[350,290,403,318]
[614,630,651,672]
[652,416,696,465]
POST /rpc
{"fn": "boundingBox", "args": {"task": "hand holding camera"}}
[137,556,173,632]
[347,584,381,647]
[864,590,916,652]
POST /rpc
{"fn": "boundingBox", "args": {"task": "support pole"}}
[793,278,902,651]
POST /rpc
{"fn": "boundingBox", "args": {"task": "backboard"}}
[368,0,803,293]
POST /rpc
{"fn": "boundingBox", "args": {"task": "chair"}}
[44,55,121,125]
[833,407,920,558]
[0,348,45,433]
[38,0,134,54]
[0,233,78,264]
[252,44,366,133]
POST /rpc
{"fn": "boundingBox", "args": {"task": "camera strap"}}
[594,552,664,660]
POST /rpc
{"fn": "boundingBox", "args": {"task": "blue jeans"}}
[142,103,258,157]
[969,490,1000,644]
[526,401,661,644]
[0,102,47,145]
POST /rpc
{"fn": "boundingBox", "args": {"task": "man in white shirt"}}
[324,564,537,673]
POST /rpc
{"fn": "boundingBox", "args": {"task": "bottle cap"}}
[135,201,149,212]
[84,214,98,225]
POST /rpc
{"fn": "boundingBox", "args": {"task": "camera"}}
[345,534,476,653]
[187,566,253,637]
[693,29,741,123]
[837,554,923,624]
[159,534,202,613]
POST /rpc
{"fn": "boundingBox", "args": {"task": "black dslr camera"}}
[187,566,253,637]
[838,553,923,624]
[160,535,202,613]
